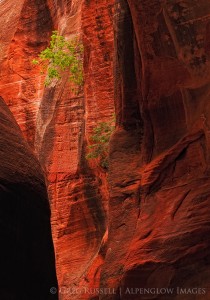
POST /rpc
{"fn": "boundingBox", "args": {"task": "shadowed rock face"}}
[102,0,210,299]
[0,96,58,299]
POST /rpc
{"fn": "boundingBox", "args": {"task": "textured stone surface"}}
[2,0,210,299]
[0,0,114,298]
[0,96,57,299]
[101,0,210,299]
[42,1,115,297]
[0,0,53,147]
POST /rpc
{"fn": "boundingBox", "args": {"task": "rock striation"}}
[103,0,210,299]
[1,0,210,299]
[0,0,114,297]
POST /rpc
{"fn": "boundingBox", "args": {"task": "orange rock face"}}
[1,0,210,299]
[0,0,114,298]
[35,1,114,298]
[103,0,210,299]
[0,0,53,146]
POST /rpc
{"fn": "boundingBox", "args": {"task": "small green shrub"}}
[32,31,84,92]
[86,116,115,169]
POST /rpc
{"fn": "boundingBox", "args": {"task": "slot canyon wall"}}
[0,0,114,299]
[0,95,58,300]
[1,0,210,299]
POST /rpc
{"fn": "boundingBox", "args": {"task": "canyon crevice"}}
[0,95,58,299]
[1,0,210,299]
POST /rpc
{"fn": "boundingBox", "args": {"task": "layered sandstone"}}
[35,2,114,298]
[0,96,57,299]
[0,0,114,298]
[102,0,210,299]
[1,0,210,299]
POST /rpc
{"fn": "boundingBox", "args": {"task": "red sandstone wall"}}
[1,0,210,299]
[36,1,114,298]
[102,0,210,299]
[0,95,58,299]
[0,0,52,146]
[0,0,114,299]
